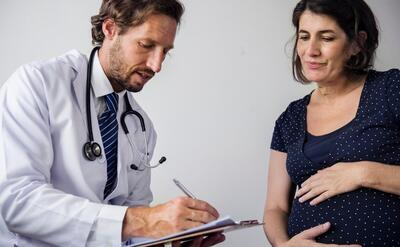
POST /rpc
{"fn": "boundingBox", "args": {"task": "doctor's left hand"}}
[171,233,225,247]
[122,196,220,241]
[295,162,365,205]
[152,233,225,247]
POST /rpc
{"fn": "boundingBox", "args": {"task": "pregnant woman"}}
[263,0,400,246]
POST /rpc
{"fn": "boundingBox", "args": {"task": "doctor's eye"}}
[138,41,155,49]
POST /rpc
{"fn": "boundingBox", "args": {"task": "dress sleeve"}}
[386,69,400,124]
[270,111,287,153]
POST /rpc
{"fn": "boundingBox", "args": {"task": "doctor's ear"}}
[102,18,119,40]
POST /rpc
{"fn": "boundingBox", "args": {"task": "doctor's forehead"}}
[123,15,177,47]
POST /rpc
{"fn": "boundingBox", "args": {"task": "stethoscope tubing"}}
[85,46,100,145]
[83,46,166,169]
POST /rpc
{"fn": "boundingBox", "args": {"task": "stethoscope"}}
[83,46,166,170]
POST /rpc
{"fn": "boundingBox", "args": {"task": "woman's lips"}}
[306,62,325,69]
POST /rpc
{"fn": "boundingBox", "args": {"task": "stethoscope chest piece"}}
[83,141,102,161]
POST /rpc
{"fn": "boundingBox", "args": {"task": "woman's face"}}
[296,10,356,84]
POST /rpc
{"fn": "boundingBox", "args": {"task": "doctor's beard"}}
[108,37,154,93]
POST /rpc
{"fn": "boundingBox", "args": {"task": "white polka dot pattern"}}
[270,69,400,246]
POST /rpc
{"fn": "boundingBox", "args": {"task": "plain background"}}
[0,1,399,246]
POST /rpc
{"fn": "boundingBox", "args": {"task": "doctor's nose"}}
[147,50,165,73]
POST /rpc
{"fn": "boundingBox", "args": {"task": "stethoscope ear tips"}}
[130,156,167,171]
[159,156,167,164]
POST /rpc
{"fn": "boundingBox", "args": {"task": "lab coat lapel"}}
[71,55,107,166]
[71,58,87,126]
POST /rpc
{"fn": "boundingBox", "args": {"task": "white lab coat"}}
[0,50,157,247]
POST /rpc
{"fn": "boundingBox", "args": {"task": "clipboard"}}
[126,216,263,247]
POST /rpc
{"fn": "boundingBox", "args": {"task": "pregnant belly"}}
[288,188,400,247]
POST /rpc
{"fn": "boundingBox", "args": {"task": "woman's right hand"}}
[278,222,361,247]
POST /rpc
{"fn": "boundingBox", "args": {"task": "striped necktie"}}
[99,92,119,199]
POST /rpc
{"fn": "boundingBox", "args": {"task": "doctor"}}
[0,0,224,246]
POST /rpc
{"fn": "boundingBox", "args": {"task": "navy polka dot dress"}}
[271,69,400,246]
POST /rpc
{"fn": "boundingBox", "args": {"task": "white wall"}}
[0,1,399,246]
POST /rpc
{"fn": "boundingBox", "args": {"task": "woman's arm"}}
[296,161,400,205]
[361,161,400,195]
[263,150,293,245]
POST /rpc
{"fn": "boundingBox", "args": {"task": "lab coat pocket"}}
[126,156,151,202]
[126,159,152,204]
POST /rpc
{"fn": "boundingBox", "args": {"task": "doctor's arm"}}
[120,111,223,244]
[0,66,118,246]
[121,196,220,240]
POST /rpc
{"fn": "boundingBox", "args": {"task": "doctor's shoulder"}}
[0,50,88,115]
[3,50,86,91]
[4,50,87,86]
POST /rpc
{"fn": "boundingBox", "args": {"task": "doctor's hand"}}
[295,162,365,205]
[152,233,225,247]
[278,222,361,247]
[122,196,219,240]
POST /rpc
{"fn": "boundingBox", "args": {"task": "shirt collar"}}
[91,50,126,98]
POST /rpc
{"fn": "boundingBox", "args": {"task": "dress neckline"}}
[303,72,372,137]
[299,70,374,164]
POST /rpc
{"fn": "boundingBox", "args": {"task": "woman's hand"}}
[278,222,361,247]
[295,162,365,205]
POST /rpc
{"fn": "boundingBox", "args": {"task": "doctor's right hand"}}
[122,196,219,240]
[277,222,362,247]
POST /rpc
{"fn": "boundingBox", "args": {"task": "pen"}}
[173,178,197,199]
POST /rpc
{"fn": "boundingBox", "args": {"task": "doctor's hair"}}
[91,0,184,45]
[291,0,379,84]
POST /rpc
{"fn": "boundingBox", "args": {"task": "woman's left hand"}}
[295,162,365,205]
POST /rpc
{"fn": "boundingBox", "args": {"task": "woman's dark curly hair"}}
[91,0,184,45]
